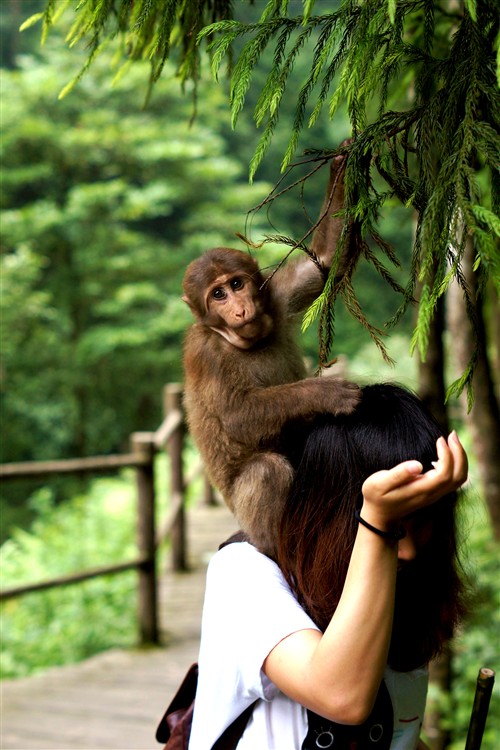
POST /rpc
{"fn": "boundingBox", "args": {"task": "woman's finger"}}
[362,461,423,499]
[362,434,468,513]
[448,431,468,485]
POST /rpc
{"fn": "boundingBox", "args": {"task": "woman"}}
[189,384,469,749]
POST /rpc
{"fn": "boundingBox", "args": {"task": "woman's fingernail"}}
[407,460,423,474]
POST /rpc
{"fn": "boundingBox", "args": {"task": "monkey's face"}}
[204,273,274,349]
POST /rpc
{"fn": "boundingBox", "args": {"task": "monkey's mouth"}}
[236,316,273,340]
[235,319,260,336]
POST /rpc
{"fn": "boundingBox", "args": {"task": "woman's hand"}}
[360,431,468,532]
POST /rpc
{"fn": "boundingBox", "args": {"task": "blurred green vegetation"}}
[0,40,270,464]
[0,478,138,677]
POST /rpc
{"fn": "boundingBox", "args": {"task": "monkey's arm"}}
[271,149,349,315]
[309,148,349,264]
[224,376,360,444]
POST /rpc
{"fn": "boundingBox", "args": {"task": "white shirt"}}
[189,542,428,750]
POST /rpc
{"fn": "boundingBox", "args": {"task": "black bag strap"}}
[212,701,256,750]
[155,663,199,744]
[156,661,256,750]
[218,530,250,549]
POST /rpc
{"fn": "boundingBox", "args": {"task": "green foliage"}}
[1,31,269,468]
[22,0,237,99]
[0,478,137,677]
[32,0,500,397]
[200,0,499,390]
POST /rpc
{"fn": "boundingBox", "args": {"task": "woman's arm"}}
[263,432,467,725]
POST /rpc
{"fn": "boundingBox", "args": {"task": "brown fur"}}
[182,152,360,554]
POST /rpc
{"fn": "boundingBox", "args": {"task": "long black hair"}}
[277,383,469,670]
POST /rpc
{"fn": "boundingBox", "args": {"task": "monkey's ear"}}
[182,294,201,320]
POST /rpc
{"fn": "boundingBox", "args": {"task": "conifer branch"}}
[31,0,500,392]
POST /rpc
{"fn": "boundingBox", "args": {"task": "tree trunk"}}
[486,280,499,401]
[416,271,452,750]
[447,239,500,540]
[418,295,448,431]
[4,1,21,69]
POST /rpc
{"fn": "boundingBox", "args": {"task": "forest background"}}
[0,1,498,748]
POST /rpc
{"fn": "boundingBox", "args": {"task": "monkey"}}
[182,150,360,555]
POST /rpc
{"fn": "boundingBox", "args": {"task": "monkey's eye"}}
[211,287,226,300]
[230,277,244,291]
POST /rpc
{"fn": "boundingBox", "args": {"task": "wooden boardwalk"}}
[1,503,239,750]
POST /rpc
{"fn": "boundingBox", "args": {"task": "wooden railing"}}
[0,383,213,645]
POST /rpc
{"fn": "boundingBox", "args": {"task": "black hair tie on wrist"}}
[355,509,406,543]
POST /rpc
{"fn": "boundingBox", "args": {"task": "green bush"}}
[1,476,138,678]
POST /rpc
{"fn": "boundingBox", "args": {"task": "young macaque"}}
[182,151,360,554]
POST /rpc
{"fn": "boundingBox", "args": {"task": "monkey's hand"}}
[317,377,361,415]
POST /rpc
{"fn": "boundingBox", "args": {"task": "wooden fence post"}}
[465,667,495,750]
[132,432,158,645]
[203,474,217,506]
[163,383,188,571]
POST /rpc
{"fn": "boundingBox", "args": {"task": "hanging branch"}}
[30,0,500,393]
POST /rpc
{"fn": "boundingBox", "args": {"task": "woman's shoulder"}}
[210,540,279,573]
[206,540,287,597]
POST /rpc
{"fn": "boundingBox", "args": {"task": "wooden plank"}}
[153,410,182,449]
[0,453,148,480]
[0,557,149,600]
[1,503,239,750]
[164,385,187,572]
